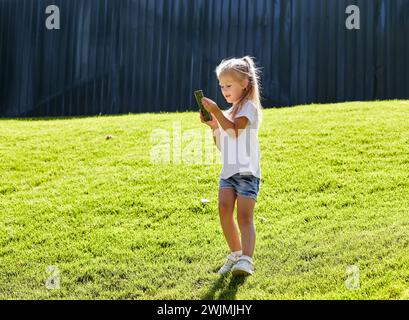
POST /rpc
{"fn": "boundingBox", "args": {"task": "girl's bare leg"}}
[236,196,256,257]
[218,188,241,252]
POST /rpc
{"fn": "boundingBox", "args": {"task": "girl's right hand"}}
[199,111,218,129]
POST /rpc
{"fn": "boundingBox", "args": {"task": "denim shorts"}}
[219,173,261,201]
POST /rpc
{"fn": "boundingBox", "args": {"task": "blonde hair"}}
[215,56,263,121]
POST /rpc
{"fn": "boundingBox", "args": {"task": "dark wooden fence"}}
[1,0,408,117]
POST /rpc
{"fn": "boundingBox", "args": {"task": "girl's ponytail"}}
[242,56,262,110]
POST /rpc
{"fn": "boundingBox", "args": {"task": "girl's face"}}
[218,73,248,105]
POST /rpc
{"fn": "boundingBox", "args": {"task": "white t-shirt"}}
[218,100,261,179]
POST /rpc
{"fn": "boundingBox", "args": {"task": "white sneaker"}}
[218,253,240,275]
[231,256,254,276]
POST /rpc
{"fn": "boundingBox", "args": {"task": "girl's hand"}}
[201,97,219,114]
[199,111,218,129]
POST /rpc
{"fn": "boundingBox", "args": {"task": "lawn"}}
[0,100,409,300]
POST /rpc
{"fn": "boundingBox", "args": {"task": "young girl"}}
[199,56,262,276]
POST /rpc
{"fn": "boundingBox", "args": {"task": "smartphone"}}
[194,90,213,122]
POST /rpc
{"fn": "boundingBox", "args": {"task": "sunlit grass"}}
[0,100,408,299]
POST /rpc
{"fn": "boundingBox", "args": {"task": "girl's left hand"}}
[201,97,219,114]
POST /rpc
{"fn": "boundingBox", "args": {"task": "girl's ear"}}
[241,78,249,89]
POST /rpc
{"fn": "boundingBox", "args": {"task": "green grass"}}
[1,100,409,300]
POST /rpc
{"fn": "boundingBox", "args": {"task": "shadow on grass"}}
[0,115,111,122]
[202,275,247,300]
[0,110,183,122]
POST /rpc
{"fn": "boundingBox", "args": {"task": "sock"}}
[231,250,242,257]
[241,255,253,263]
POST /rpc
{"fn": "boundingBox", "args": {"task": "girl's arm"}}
[213,109,248,138]
[202,98,249,138]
